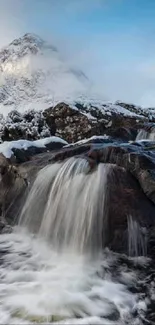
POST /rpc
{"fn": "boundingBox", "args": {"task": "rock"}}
[8,110,23,123]
[86,143,155,205]
[107,127,137,141]
[12,147,46,163]
[43,103,103,143]
[12,140,66,163]
[43,103,145,143]
[0,156,27,223]
[115,101,155,121]
[137,169,155,204]
[0,101,152,145]
[105,165,155,255]
[1,110,51,142]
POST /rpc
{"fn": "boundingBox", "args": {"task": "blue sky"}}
[0,0,155,106]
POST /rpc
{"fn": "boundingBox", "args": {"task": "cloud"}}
[0,0,155,107]
[0,0,24,47]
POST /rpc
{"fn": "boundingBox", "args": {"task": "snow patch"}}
[0,137,67,159]
[65,135,109,147]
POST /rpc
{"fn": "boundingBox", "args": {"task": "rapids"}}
[0,230,151,324]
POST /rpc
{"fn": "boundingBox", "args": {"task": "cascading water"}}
[127,215,147,257]
[0,157,152,324]
[19,157,109,254]
[136,128,155,141]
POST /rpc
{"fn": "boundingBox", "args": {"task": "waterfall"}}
[19,157,110,254]
[136,128,155,141]
[0,158,150,324]
[127,215,147,257]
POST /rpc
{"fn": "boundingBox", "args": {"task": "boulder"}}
[43,103,105,143]
[0,101,152,144]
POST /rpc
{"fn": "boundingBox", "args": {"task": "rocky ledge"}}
[1,101,155,258]
[0,101,154,144]
[0,139,155,258]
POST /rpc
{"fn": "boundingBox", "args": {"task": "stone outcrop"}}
[1,101,155,257]
[0,101,150,144]
[0,136,155,258]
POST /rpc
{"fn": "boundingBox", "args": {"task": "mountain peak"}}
[0,33,90,115]
[10,33,44,47]
[0,33,58,65]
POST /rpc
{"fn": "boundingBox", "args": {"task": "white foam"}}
[0,229,137,324]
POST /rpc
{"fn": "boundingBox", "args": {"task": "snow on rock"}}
[65,135,110,147]
[0,109,52,142]
[0,137,68,159]
[0,101,151,145]
[34,136,67,147]
[0,33,91,116]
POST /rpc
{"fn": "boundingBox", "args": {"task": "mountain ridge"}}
[0,33,91,115]
[0,33,155,123]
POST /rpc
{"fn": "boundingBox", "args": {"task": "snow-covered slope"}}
[0,33,155,122]
[0,33,91,115]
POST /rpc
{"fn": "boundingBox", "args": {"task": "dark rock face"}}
[0,154,27,223]
[86,143,155,205]
[11,141,66,163]
[106,165,155,256]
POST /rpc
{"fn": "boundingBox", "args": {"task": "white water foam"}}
[0,229,139,325]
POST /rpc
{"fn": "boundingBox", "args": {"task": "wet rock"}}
[105,165,155,255]
[12,147,46,163]
[51,144,91,162]
[12,140,66,163]
[0,157,27,224]
[137,169,155,204]
[87,144,155,205]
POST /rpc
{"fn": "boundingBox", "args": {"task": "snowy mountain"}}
[1,33,155,123]
[0,33,91,116]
